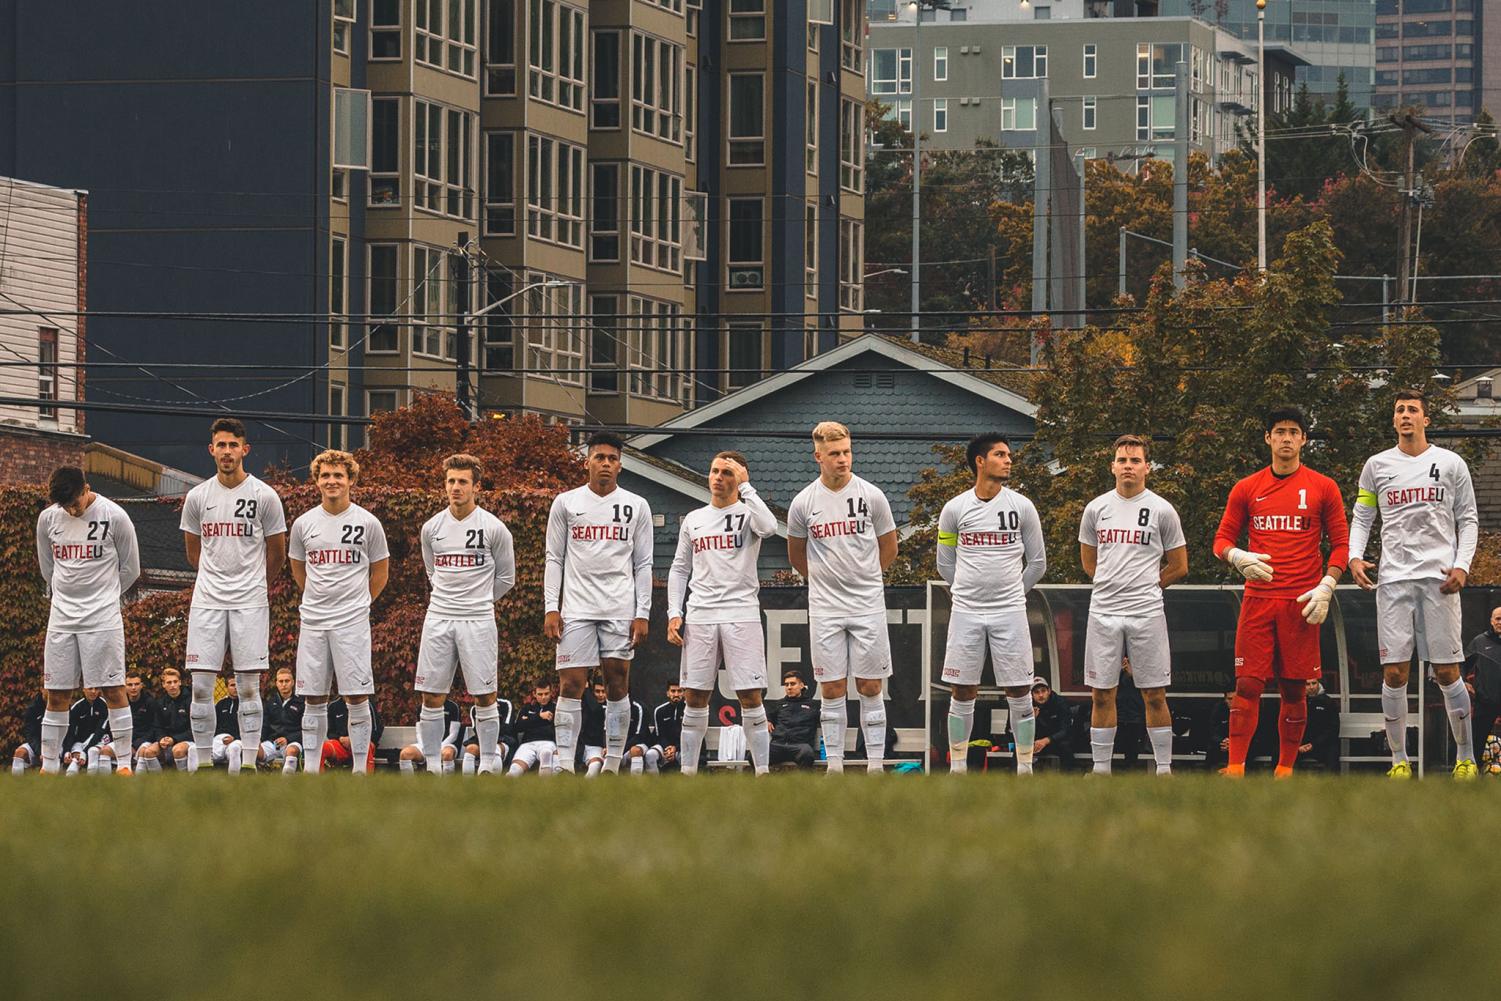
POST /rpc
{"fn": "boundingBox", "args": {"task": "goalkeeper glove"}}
[1225,548,1274,583]
[1297,575,1338,625]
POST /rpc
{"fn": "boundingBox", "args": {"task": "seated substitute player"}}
[646,682,686,774]
[405,697,462,775]
[209,674,246,771]
[937,433,1047,775]
[263,666,305,774]
[507,679,559,777]
[544,432,654,774]
[462,694,518,774]
[179,418,287,773]
[11,689,46,774]
[668,451,778,776]
[579,677,610,777]
[415,454,515,776]
[35,465,141,775]
[118,671,164,773]
[1347,390,1481,779]
[1029,677,1074,769]
[787,422,899,774]
[62,687,109,775]
[322,697,384,772]
[768,670,818,769]
[1079,434,1188,775]
[1213,406,1349,778]
[154,667,194,770]
[289,449,390,775]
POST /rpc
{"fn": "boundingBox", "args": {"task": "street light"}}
[461,278,572,420]
[864,267,909,279]
[1256,0,1267,274]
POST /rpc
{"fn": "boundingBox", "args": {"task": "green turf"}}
[2,773,1497,1000]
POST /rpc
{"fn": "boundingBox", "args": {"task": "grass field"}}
[2,773,1498,1000]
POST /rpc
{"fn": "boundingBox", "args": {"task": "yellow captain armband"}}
[938,531,958,547]
[1356,489,1378,508]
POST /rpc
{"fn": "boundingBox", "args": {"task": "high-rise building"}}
[0,0,866,472]
[1372,0,1484,123]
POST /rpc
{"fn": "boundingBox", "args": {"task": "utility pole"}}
[1393,111,1432,306]
[1173,60,1188,290]
[454,232,472,420]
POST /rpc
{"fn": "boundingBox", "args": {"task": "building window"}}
[529,0,586,112]
[1082,95,1096,130]
[333,0,355,54]
[1136,95,1174,140]
[371,0,401,59]
[1083,43,1096,79]
[1137,42,1183,90]
[414,100,473,218]
[631,33,683,142]
[684,63,697,160]
[871,48,912,96]
[804,203,817,296]
[729,0,765,41]
[933,98,947,132]
[728,72,764,165]
[592,30,622,128]
[840,218,862,311]
[415,0,477,77]
[37,327,58,420]
[486,0,517,94]
[333,88,370,170]
[484,132,515,236]
[329,384,347,451]
[367,389,399,414]
[590,294,619,393]
[367,245,399,352]
[527,135,585,248]
[726,323,763,390]
[934,46,947,81]
[411,246,452,359]
[806,80,819,173]
[627,295,687,401]
[591,162,620,262]
[482,273,515,371]
[841,0,863,72]
[330,237,347,350]
[840,96,862,192]
[370,98,400,206]
[1001,97,1036,131]
[1001,45,1047,79]
[629,164,682,271]
[727,197,763,291]
[523,274,584,385]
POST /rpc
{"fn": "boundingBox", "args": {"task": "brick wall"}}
[0,427,87,486]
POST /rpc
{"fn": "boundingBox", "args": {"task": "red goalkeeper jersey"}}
[1213,464,1350,599]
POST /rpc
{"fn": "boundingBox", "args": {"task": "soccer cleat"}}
[1273,765,1294,779]
[1453,759,1479,781]
[115,766,133,777]
[1219,764,1245,778]
[1386,761,1413,780]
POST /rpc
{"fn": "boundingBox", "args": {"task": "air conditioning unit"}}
[960,46,969,54]
[959,97,969,106]
[728,268,764,289]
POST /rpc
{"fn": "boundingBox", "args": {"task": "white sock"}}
[417,704,445,776]
[66,758,81,775]
[225,740,244,777]
[41,710,67,774]
[11,755,26,776]
[474,703,501,773]
[630,754,645,775]
[1148,726,1174,774]
[463,750,478,775]
[505,759,524,777]
[681,705,710,776]
[554,697,582,773]
[585,758,603,778]
[1009,695,1036,774]
[235,673,262,769]
[399,758,415,774]
[87,747,102,774]
[189,673,216,771]
[820,696,847,773]
[644,747,661,775]
[175,749,190,771]
[742,705,770,775]
[108,707,133,769]
[604,697,630,773]
[442,758,455,774]
[1441,678,1474,761]
[346,700,372,774]
[302,703,330,774]
[1091,727,1116,774]
[947,698,975,774]
[859,693,887,773]
[282,746,299,774]
[1382,683,1409,764]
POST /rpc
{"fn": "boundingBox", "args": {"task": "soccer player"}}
[35,465,141,775]
[507,678,559,777]
[11,689,45,774]
[62,687,108,775]
[179,417,287,773]
[121,671,163,773]
[263,666,305,774]
[649,682,685,773]
[544,432,653,774]
[936,433,1047,775]
[288,449,390,775]
[209,674,244,771]
[406,696,461,774]
[1347,390,1480,779]
[579,677,610,777]
[322,697,384,772]
[768,670,818,769]
[668,451,777,776]
[787,422,899,775]
[1079,434,1188,775]
[1213,407,1349,778]
[155,667,194,769]
[415,454,515,775]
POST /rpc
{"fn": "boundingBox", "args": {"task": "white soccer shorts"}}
[1084,611,1172,689]
[555,619,634,670]
[680,620,767,692]
[810,611,893,683]
[1377,579,1464,665]
[940,608,1033,688]
[44,627,125,690]
[295,621,374,697]
[185,606,270,673]
[512,740,557,771]
[209,734,237,764]
[415,614,498,695]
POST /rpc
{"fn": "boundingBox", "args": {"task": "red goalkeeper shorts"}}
[1234,595,1323,682]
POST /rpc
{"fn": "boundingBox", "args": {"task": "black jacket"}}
[214,696,240,738]
[263,690,305,743]
[495,697,515,747]
[581,692,606,747]
[769,694,818,747]
[652,700,684,749]
[513,699,556,744]
[1467,629,1501,704]
[626,700,646,749]
[65,696,109,750]
[1305,689,1340,748]
[128,692,159,745]
[326,699,383,744]
[1116,673,1146,726]
[156,689,192,743]
[20,694,44,754]
[1033,693,1072,746]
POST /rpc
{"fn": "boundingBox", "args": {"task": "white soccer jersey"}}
[1348,444,1479,583]
[420,505,515,620]
[936,487,1046,613]
[288,502,390,629]
[179,474,286,610]
[786,475,896,617]
[1078,488,1185,617]
[36,495,141,633]
[544,485,654,621]
[667,484,777,624]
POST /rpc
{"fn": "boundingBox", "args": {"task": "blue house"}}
[617,335,1037,575]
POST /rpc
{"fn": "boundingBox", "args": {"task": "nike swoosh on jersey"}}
[1255,496,1269,502]
[1099,511,1112,520]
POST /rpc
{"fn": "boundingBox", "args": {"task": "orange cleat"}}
[1274,765,1294,779]
[1219,764,1245,778]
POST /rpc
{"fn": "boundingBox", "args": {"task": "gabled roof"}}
[619,447,791,536]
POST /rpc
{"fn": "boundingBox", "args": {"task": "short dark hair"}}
[713,450,750,475]
[532,676,555,692]
[1394,389,1426,414]
[1264,407,1307,434]
[209,417,247,440]
[965,432,1010,475]
[781,668,805,684]
[48,466,86,507]
[586,431,625,455]
[1112,434,1150,461]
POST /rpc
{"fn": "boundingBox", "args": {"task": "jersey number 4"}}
[1430,463,1440,482]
